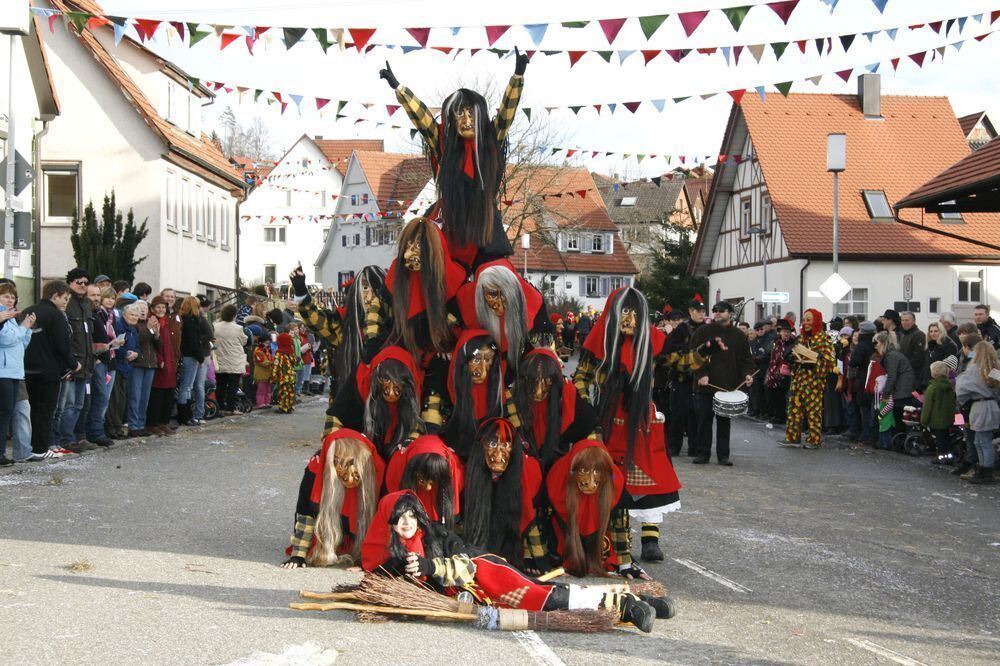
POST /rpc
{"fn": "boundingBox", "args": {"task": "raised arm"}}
[493,47,528,144]
[381,62,439,155]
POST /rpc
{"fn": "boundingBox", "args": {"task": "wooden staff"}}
[537,567,565,582]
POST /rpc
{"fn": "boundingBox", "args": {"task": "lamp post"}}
[748,224,768,316]
[827,133,846,274]
[521,233,530,279]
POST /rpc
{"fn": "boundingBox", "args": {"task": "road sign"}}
[819,272,851,303]
[761,291,790,303]
[903,274,913,301]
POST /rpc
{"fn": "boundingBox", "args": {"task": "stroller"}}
[898,402,965,456]
[204,379,254,420]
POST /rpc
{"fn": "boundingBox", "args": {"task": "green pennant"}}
[66,11,90,33]
[488,48,505,58]
[569,106,582,115]
[771,42,788,60]
[189,27,212,47]
[551,148,559,155]
[337,100,347,114]
[638,14,669,40]
[775,81,793,96]
[522,108,531,121]
[672,96,689,103]
[410,129,418,139]
[721,6,752,31]
[561,21,589,28]
[253,89,264,101]
[596,51,612,63]
[637,154,646,163]
[313,28,333,53]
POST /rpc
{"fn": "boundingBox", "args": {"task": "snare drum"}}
[713,390,749,418]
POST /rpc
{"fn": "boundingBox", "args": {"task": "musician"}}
[689,301,755,466]
[663,296,707,457]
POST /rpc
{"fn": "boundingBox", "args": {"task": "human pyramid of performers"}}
[281,51,729,633]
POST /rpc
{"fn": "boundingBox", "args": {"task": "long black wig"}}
[444,333,504,461]
[364,358,425,459]
[337,265,387,381]
[400,452,456,530]
[515,352,565,469]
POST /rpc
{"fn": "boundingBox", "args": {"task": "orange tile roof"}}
[48,0,245,192]
[352,151,431,211]
[896,135,1000,211]
[958,112,984,138]
[738,92,1000,258]
[315,139,385,175]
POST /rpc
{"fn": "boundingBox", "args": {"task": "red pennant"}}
[133,19,162,42]
[566,149,576,157]
[593,104,602,113]
[219,33,240,50]
[432,46,453,54]
[678,11,709,37]
[485,25,510,46]
[697,47,717,55]
[280,102,288,115]
[406,27,430,47]
[88,16,110,30]
[623,101,641,113]
[679,156,686,164]
[169,21,185,40]
[909,51,926,67]
[598,18,627,44]
[718,154,729,163]
[835,68,852,82]
[641,50,661,64]
[992,10,1000,23]
[272,92,284,103]
[576,190,588,199]
[767,1,800,25]
[665,49,684,63]
[245,37,256,54]
[796,39,807,53]
[568,51,586,67]
[316,98,330,111]
[365,44,377,54]
[728,89,746,104]
[349,28,376,51]
[733,45,744,65]
[908,23,925,30]
[386,104,400,115]
[928,21,943,33]
[890,57,900,71]
[255,27,270,39]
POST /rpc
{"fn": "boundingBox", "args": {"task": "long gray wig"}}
[475,265,528,372]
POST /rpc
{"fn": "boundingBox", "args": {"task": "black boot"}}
[639,595,676,619]
[618,594,655,633]
[951,459,974,476]
[968,466,994,485]
[641,540,664,562]
[176,401,190,426]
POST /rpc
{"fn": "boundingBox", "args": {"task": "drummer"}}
[689,302,755,466]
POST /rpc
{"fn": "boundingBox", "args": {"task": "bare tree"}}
[215,107,276,161]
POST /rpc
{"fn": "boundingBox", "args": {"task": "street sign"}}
[819,272,851,303]
[903,274,913,301]
[0,149,34,196]
[761,291,790,303]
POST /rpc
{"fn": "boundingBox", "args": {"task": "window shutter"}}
[366,226,371,246]
[582,235,593,253]
[601,277,610,297]
[341,235,346,247]
[579,276,585,294]
[605,233,613,253]
[556,233,564,251]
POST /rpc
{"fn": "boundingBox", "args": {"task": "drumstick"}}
[706,382,729,392]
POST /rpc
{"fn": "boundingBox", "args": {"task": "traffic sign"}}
[819,272,852,303]
[761,291,790,303]
[903,274,913,301]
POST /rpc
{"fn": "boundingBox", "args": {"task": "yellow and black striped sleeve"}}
[289,513,315,560]
[572,354,600,400]
[494,74,523,144]
[299,295,343,348]
[396,85,439,155]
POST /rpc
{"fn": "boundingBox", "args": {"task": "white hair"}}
[939,311,956,325]
[475,266,528,370]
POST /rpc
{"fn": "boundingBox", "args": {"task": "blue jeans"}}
[0,378,17,458]
[858,398,877,443]
[973,429,996,469]
[86,362,115,440]
[295,366,311,394]
[177,356,199,404]
[126,367,155,430]
[55,378,88,446]
[12,396,31,461]
[193,360,208,419]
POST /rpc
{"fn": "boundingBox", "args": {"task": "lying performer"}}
[507,348,599,471]
[462,418,546,573]
[361,490,671,632]
[281,429,384,568]
[385,434,464,529]
[442,329,510,460]
[379,49,528,268]
[326,346,429,457]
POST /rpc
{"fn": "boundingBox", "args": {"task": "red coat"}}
[152,315,178,389]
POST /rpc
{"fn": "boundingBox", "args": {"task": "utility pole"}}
[3,34,16,280]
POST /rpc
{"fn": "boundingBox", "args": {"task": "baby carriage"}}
[898,402,965,456]
[204,380,254,420]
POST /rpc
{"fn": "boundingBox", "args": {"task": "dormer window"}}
[861,189,894,222]
[938,201,963,223]
[620,196,637,207]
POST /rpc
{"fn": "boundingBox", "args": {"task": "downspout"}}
[32,119,50,304]
[799,258,811,316]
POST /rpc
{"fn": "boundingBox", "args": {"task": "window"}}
[323,228,330,243]
[165,170,177,228]
[354,233,361,245]
[929,297,940,314]
[565,234,579,251]
[739,197,752,236]
[341,235,347,247]
[179,178,191,232]
[338,271,355,288]
[263,264,276,283]
[301,158,309,168]
[362,193,369,205]
[194,184,205,237]
[608,276,627,292]
[938,202,963,223]
[320,190,327,207]
[833,287,869,321]
[957,269,983,303]
[761,194,772,233]
[565,281,572,290]
[584,276,600,297]
[862,190,894,221]
[620,196,637,207]
[206,192,216,241]
[220,204,230,248]
[350,194,359,206]
[263,227,286,243]
[42,168,79,225]
[592,234,604,252]
[284,190,292,207]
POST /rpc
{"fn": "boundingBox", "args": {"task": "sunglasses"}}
[73,279,89,286]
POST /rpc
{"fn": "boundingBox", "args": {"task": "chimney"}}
[857,73,881,119]
[315,135,323,140]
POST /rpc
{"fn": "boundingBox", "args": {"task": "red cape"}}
[581,288,665,369]
[385,435,465,522]
[361,490,417,571]
[455,258,544,333]
[546,439,623,537]
[307,429,386,534]
[385,223,466,319]
[522,348,576,446]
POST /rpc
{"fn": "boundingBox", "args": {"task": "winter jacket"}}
[152,315,178,389]
[955,364,1000,432]
[896,326,926,387]
[252,344,273,382]
[0,308,33,380]
[180,315,206,362]
[214,321,249,375]
[691,321,755,394]
[133,320,161,369]
[925,336,959,382]
[977,317,1000,350]
[65,292,94,379]
[198,315,214,358]
[920,376,956,430]
[22,299,75,380]
[848,334,876,397]
[115,323,141,382]
[881,349,916,400]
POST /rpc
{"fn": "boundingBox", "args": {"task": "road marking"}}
[672,558,752,594]
[931,492,964,504]
[844,638,928,666]
[512,630,565,666]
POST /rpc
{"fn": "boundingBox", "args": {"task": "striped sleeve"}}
[396,85,439,155]
[299,295,343,348]
[494,74,523,144]
[572,353,599,400]
[421,391,444,432]
[289,513,315,560]
[608,508,632,566]
[431,554,478,588]
[522,523,547,562]
[505,388,522,428]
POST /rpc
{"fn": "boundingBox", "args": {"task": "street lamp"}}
[521,233,530,279]
[827,133,846,274]
[747,224,768,317]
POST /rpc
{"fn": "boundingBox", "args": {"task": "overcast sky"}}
[101,0,1000,176]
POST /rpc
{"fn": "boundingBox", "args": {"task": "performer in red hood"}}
[385,434,464,529]
[462,418,545,573]
[456,259,551,381]
[783,308,835,448]
[281,428,385,569]
[379,50,529,269]
[508,348,598,471]
[361,490,671,632]
[325,346,430,458]
[442,329,510,460]
[573,287,717,564]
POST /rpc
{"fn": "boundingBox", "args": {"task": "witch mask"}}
[469,345,496,384]
[403,239,422,272]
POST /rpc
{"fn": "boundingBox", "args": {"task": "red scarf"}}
[361,490,417,571]
[462,137,476,179]
[385,435,464,520]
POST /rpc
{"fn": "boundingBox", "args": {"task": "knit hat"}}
[943,355,959,372]
[859,321,877,334]
[66,267,90,283]
[94,274,111,284]
[839,326,854,337]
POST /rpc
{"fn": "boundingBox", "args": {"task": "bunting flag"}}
[677,11,709,37]
[598,18,627,44]
[348,28,375,51]
[485,25,510,46]
[767,1,800,25]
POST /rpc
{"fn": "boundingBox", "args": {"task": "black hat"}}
[882,309,901,327]
[688,294,707,311]
[776,319,793,331]
[711,301,734,313]
[753,321,766,330]
[66,267,90,283]
[666,309,685,321]
[828,316,844,331]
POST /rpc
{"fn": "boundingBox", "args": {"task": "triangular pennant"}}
[651,177,661,187]
[945,18,956,34]
[405,27,430,47]
[929,21,943,34]
[886,28,897,41]
[909,51,927,67]
[134,19,162,42]
[289,94,304,108]
[253,89,264,101]
[524,23,548,46]
[87,16,110,31]
[721,46,731,64]
[775,81,793,96]
[665,49,684,63]
[386,104,400,116]
[651,99,665,112]
[65,12,90,34]
[728,89,746,104]
[840,33,856,51]
[568,51,586,67]
[522,108,531,121]
[561,21,589,29]
[796,39,807,53]
[677,11,709,37]
[349,28,376,51]
[623,101,641,114]
[755,86,766,103]
[598,18,627,44]
[607,103,617,114]
[641,49,661,64]
[835,68,852,82]
[721,6,752,32]
[767,1,800,24]
[814,37,824,54]
[596,51,613,63]
[282,27,307,50]
[871,0,889,13]
[865,62,879,73]
[485,25,510,46]
[316,98,330,111]
[569,106,582,115]
[733,45,744,65]
[890,57,900,70]
[592,104,602,113]
[748,44,766,63]
[618,50,635,64]
[337,100,347,114]
[432,46,453,54]
[808,74,823,85]
[312,28,333,53]
[214,25,233,37]
[167,21,185,40]
[957,17,968,32]
[112,19,128,45]
[220,33,240,50]
[638,14,669,39]
[672,96,689,103]
[771,42,788,60]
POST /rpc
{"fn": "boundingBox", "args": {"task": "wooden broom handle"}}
[290,600,476,621]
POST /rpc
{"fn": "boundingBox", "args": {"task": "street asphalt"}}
[1,394,998,665]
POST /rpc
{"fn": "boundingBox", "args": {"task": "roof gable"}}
[599,179,686,227]
[314,139,385,175]
[351,151,430,211]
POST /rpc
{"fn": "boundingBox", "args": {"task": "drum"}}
[713,390,749,418]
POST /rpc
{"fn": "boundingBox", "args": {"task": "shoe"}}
[639,595,676,620]
[618,594,655,633]
[640,540,664,562]
[802,443,820,450]
[952,460,974,476]
[777,439,801,448]
[717,458,734,466]
[65,439,98,453]
[960,465,978,481]
[93,437,115,448]
[0,455,12,466]
[968,467,994,485]
[692,456,709,464]
[187,418,204,426]
[127,429,148,439]
[29,451,57,461]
